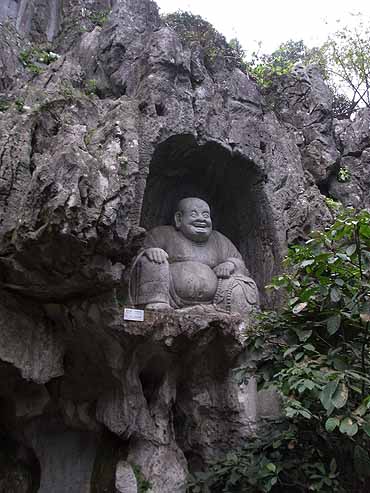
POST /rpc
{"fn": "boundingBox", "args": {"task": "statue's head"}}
[174,197,212,243]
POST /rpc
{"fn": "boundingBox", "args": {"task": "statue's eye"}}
[203,213,209,218]
[191,212,197,218]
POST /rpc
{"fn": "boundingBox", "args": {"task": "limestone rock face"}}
[0,1,369,492]
[330,109,370,208]
[267,64,340,185]
[115,461,137,493]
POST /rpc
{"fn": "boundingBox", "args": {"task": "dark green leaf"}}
[301,259,315,268]
[339,417,358,436]
[292,302,308,314]
[266,463,276,473]
[327,314,341,335]
[320,381,339,411]
[325,417,340,432]
[362,422,370,437]
[283,346,298,358]
[346,244,357,256]
[332,382,348,408]
[330,287,342,303]
[294,328,312,342]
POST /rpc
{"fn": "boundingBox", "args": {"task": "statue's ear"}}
[174,211,182,229]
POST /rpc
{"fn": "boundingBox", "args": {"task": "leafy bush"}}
[14,98,25,112]
[245,40,325,89]
[19,47,59,74]
[188,206,370,492]
[162,11,246,72]
[0,99,11,112]
[88,9,110,27]
[85,79,98,96]
[245,15,370,117]
[337,167,351,183]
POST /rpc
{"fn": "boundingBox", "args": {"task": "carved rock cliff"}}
[0,1,368,492]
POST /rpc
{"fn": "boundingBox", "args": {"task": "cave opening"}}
[140,134,280,305]
[139,354,168,407]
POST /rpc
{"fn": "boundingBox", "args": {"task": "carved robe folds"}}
[130,226,259,317]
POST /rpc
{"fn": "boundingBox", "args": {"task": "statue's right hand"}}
[144,248,169,264]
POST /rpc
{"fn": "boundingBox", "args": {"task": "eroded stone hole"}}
[140,134,281,305]
[155,102,166,116]
[139,355,167,407]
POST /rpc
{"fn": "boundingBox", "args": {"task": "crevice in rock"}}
[155,102,165,117]
[138,101,148,114]
[139,355,166,407]
[91,430,123,493]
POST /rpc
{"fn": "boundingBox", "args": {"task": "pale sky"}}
[156,0,370,54]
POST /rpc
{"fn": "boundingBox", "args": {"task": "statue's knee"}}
[137,251,170,282]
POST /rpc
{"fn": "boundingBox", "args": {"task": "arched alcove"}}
[140,134,281,306]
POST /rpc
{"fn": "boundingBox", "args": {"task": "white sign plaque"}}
[124,308,144,322]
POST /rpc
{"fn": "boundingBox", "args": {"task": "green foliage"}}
[187,426,341,493]
[0,99,11,112]
[14,98,25,112]
[85,79,98,96]
[88,9,110,27]
[189,206,370,492]
[60,82,74,99]
[337,166,351,183]
[243,16,370,117]
[19,47,59,75]
[246,40,324,89]
[131,464,152,493]
[331,92,356,120]
[162,11,246,72]
[321,14,370,113]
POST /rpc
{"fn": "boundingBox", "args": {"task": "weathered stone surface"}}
[0,291,64,383]
[0,0,369,492]
[115,461,137,493]
[329,109,370,208]
[0,0,115,46]
[128,440,187,493]
[25,420,99,493]
[0,21,28,93]
[267,64,340,185]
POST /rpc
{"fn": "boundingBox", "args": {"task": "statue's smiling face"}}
[175,198,212,243]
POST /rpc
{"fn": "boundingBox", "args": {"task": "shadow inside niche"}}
[140,134,281,306]
[0,380,41,493]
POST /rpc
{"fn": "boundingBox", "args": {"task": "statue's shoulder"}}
[144,225,177,246]
[147,225,175,236]
[210,230,242,258]
[211,230,231,243]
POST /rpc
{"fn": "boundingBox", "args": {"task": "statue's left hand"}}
[214,261,235,279]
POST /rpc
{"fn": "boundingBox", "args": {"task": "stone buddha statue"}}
[129,197,259,317]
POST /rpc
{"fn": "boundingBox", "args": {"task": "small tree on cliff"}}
[246,39,324,87]
[321,14,370,115]
[246,14,370,118]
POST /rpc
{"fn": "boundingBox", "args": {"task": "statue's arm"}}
[142,227,169,264]
[225,257,248,275]
[213,232,249,277]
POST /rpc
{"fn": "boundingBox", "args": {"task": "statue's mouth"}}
[193,222,208,228]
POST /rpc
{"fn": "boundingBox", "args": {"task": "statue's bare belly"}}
[170,261,218,302]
